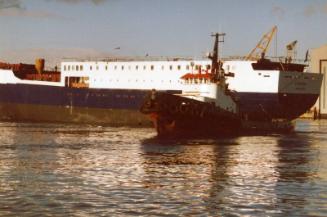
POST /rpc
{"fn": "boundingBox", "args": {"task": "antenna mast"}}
[209,32,226,81]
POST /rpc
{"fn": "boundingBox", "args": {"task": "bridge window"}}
[121,65,124,70]
[136,65,139,70]
[114,65,117,70]
[169,65,173,70]
[161,65,164,70]
[186,65,189,70]
[143,65,146,70]
[64,65,67,71]
[151,65,154,70]
[80,65,83,70]
[177,65,181,70]
[90,66,92,70]
[76,65,79,71]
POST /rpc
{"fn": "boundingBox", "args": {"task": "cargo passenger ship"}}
[0,57,322,126]
[0,37,323,126]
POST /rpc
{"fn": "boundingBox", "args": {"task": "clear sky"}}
[0,0,326,66]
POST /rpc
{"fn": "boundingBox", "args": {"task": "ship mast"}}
[209,33,225,82]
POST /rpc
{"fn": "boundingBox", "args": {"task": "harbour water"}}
[0,119,326,216]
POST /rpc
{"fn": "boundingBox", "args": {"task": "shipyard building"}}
[310,45,327,118]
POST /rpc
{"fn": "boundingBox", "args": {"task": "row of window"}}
[91,79,178,83]
[64,65,84,71]
[63,64,211,72]
[115,64,211,71]
[184,79,211,84]
[66,93,143,99]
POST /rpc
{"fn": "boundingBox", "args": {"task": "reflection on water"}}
[0,119,326,216]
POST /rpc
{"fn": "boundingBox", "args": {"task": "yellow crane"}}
[245,26,277,61]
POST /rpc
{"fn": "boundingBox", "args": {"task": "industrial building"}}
[310,44,327,118]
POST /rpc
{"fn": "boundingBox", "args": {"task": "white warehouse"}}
[310,44,327,118]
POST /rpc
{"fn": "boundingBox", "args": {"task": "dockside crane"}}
[245,26,277,61]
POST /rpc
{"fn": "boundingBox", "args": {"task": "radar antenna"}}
[286,40,297,63]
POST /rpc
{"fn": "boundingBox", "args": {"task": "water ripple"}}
[0,120,326,216]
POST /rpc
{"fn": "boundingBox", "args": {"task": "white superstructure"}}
[61,60,209,90]
[60,59,322,96]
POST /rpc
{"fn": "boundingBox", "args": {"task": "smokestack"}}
[35,58,45,74]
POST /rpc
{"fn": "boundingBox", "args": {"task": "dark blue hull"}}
[0,84,183,125]
[0,84,149,109]
[236,92,319,121]
[0,83,318,124]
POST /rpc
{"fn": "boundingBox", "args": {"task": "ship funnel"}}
[35,58,45,74]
